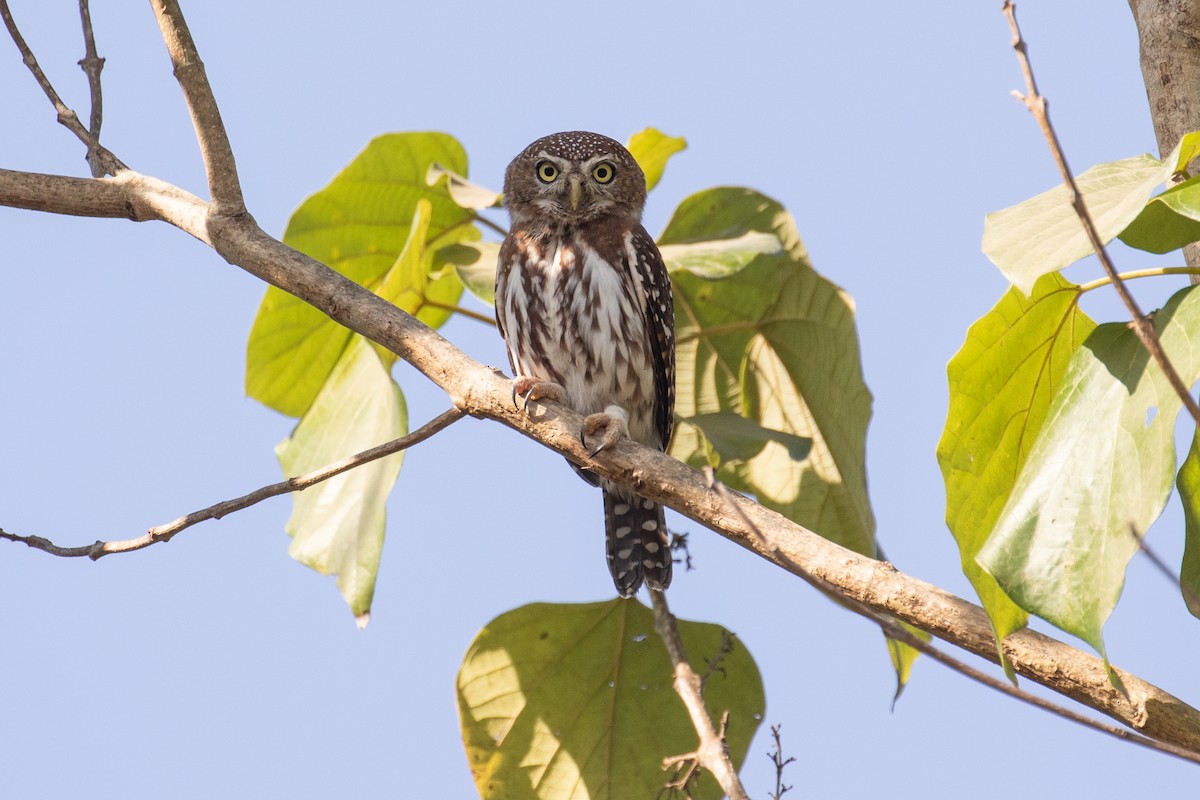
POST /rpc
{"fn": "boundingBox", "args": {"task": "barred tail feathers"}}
[604,489,671,597]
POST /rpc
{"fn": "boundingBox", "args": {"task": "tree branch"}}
[1004,0,1200,428]
[76,0,107,177]
[0,408,465,559]
[0,0,124,175]
[650,589,749,800]
[149,0,244,215]
[708,472,1200,765]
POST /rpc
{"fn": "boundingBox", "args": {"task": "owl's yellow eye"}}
[536,161,559,183]
[592,162,615,184]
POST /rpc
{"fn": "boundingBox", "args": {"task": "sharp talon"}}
[511,385,520,410]
[522,386,537,411]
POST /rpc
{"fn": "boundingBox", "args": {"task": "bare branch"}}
[766,725,795,800]
[76,0,107,178]
[148,0,244,214]
[650,589,750,800]
[707,473,1200,766]
[1004,0,1200,428]
[0,408,465,560]
[0,0,124,174]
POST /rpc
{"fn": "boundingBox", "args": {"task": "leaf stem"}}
[1077,266,1200,294]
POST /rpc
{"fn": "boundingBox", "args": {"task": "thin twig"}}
[1003,0,1200,428]
[766,725,795,800]
[76,0,106,177]
[650,588,751,800]
[1130,525,1200,612]
[149,0,244,214]
[0,0,124,174]
[421,299,497,326]
[472,211,509,238]
[0,408,466,560]
[704,470,1200,767]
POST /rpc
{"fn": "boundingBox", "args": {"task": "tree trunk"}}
[1129,0,1200,274]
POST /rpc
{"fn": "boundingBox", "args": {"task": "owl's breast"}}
[497,228,658,445]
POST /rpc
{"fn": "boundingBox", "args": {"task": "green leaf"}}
[663,188,875,558]
[1119,175,1200,254]
[457,600,763,800]
[627,128,687,192]
[246,132,474,417]
[1176,430,1200,619]
[978,284,1200,658]
[936,273,1095,675]
[276,336,407,626]
[682,411,812,466]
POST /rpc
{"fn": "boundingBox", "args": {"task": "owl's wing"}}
[631,226,676,451]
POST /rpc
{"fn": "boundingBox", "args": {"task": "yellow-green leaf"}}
[627,128,687,192]
[247,132,473,417]
[936,273,1094,676]
[458,600,763,800]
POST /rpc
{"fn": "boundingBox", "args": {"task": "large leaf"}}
[246,132,473,417]
[276,336,407,627]
[982,131,1200,293]
[978,284,1200,658]
[936,273,1095,673]
[663,187,875,558]
[627,128,687,192]
[457,600,763,800]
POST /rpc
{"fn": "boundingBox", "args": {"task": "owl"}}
[495,131,676,597]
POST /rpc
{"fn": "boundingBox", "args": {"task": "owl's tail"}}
[603,489,672,597]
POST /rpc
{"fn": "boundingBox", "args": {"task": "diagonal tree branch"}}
[1004,0,1200,428]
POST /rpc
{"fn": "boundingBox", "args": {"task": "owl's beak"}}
[567,176,583,210]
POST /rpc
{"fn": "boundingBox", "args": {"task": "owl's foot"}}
[512,376,566,411]
[582,405,629,457]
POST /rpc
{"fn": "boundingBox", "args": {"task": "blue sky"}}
[1,2,1196,797]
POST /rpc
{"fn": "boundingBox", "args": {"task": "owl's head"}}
[503,131,646,227]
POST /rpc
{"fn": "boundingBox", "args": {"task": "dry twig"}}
[651,589,750,800]
[767,724,795,800]
[0,0,124,174]
[0,408,465,559]
[1004,0,1200,428]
